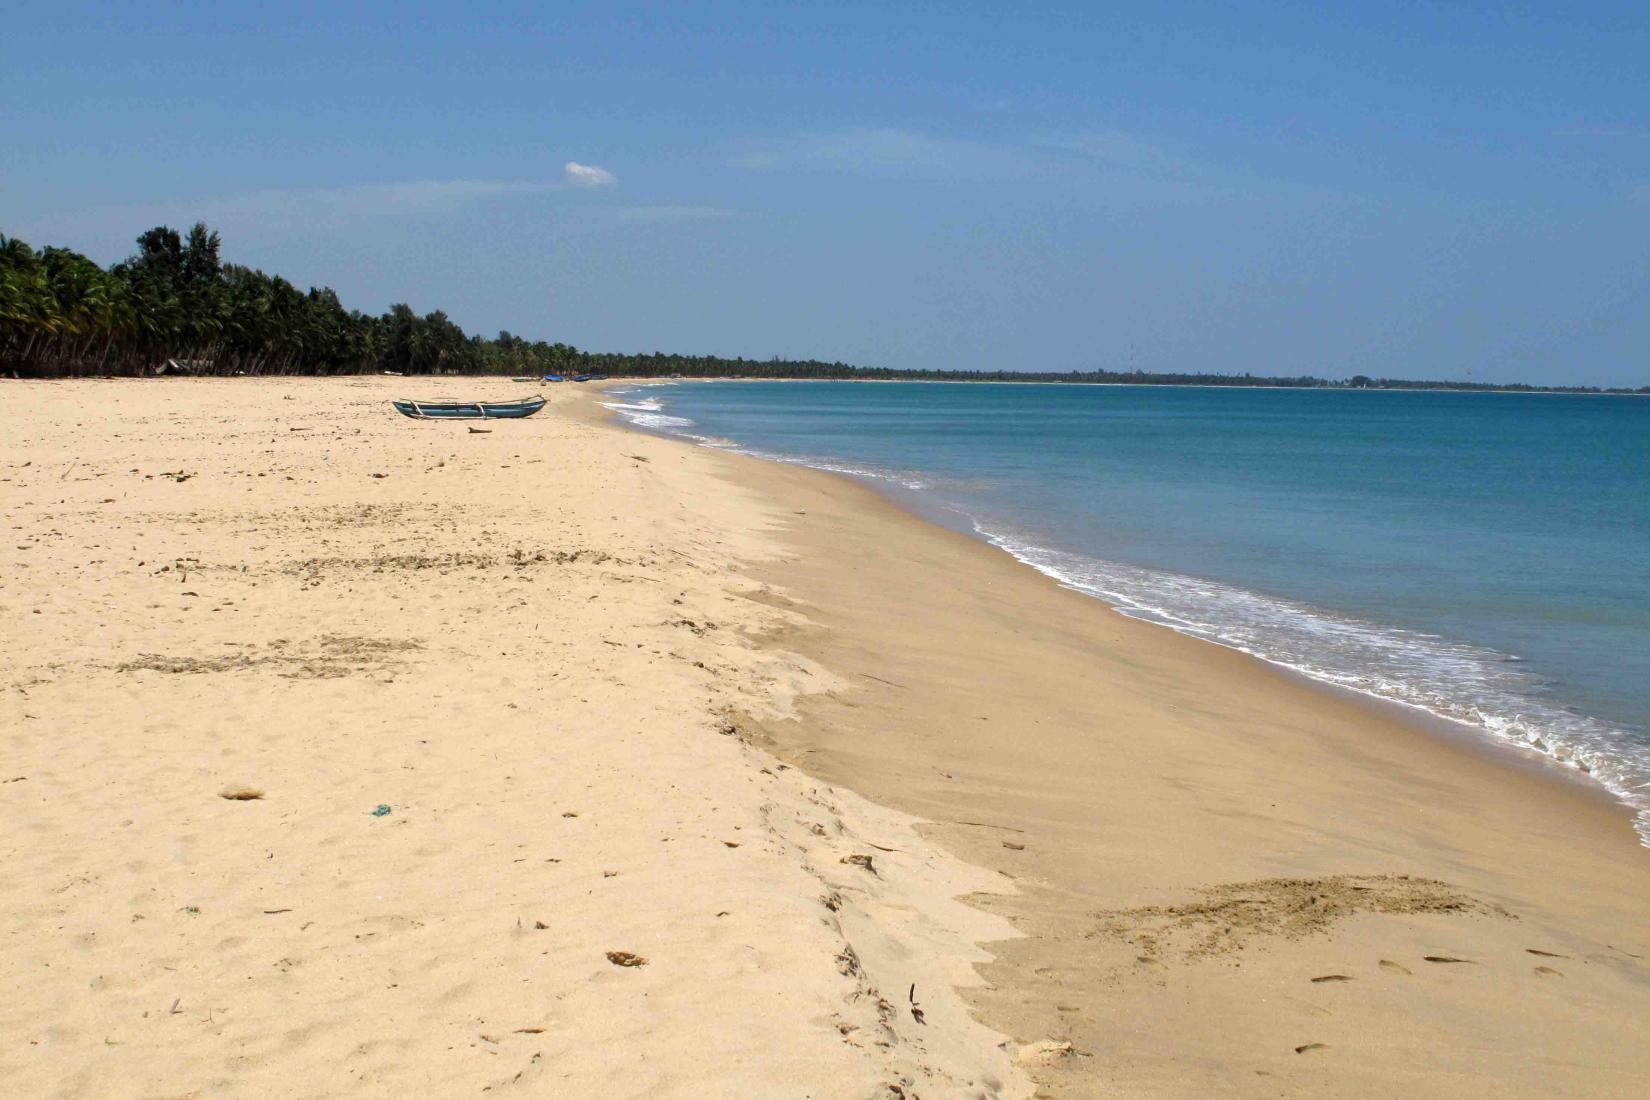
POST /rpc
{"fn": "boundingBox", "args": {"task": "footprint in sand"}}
[1534,966,1564,977]
[1423,956,1474,964]
[1526,948,1569,959]
[1310,974,1352,983]
[1294,1043,1329,1054]
[1379,959,1411,975]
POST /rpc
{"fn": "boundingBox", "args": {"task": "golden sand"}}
[2,377,1646,1099]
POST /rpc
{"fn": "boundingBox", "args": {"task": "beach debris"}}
[514,1027,545,1034]
[370,804,392,817]
[1423,956,1473,964]
[908,984,925,1025]
[168,998,182,1015]
[951,819,1026,833]
[1015,1039,1076,1064]
[370,472,388,479]
[1090,875,1502,959]
[627,454,649,462]
[561,811,578,818]
[1294,1043,1328,1054]
[1310,974,1353,982]
[263,908,293,915]
[219,786,265,801]
[605,951,648,967]
[4,776,26,783]
[841,853,877,875]
[534,921,549,930]
[467,425,492,434]
[723,841,741,848]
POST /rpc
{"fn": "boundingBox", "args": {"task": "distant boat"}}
[543,374,566,382]
[391,395,547,420]
[509,376,535,382]
[573,374,594,382]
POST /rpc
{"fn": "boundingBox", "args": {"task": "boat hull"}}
[391,396,547,420]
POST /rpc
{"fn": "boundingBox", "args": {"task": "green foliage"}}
[2,223,1643,393]
[0,223,492,377]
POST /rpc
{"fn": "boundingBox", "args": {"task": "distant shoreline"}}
[610,375,1650,396]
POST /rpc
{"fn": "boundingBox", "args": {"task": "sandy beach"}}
[4,377,1648,1099]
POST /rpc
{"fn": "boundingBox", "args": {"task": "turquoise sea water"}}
[605,382,1650,842]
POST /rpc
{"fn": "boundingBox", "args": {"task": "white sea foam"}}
[605,396,930,488]
[974,524,1650,845]
[610,386,1650,846]
[601,399,696,430]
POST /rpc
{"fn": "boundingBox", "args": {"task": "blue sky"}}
[4,2,1647,384]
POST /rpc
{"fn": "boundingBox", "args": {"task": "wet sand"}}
[692,403,1650,1099]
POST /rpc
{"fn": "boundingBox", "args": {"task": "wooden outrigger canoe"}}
[391,395,547,420]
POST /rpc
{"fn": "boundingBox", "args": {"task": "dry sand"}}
[0,378,1025,1099]
[2,376,1647,1099]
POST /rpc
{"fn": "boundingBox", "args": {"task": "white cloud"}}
[24,179,558,235]
[222,179,559,218]
[1040,132,1186,176]
[564,161,617,188]
[607,204,741,223]
[12,179,565,262]
[730,128,1042,182]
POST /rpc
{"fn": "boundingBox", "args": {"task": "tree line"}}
[3,223,1643,393]
[0,223,580,378]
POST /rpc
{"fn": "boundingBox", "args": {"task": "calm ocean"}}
[606,382,1650,842]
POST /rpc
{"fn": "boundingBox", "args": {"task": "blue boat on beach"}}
[390,395,547,420]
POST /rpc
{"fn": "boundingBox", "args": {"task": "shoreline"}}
[590,386,1650,1096]
[604,381,1647,843]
